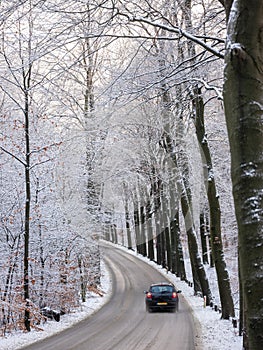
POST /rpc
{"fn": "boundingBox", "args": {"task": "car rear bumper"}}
[146,300,178,311]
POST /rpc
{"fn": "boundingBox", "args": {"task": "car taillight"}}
[146,292,152,299]
[172,292,177,299]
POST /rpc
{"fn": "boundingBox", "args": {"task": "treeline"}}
[0,1,262,349]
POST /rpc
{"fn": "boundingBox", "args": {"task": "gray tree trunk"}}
[147,217,155,261]
[194,87,235,319]
[170,211,186,279]
[124,196,132,250]
[224,1,263,348]
[200,211,209,264]
[23,67,31,332]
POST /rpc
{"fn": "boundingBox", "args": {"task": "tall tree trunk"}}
[133,185,147,256]
[170,216,177,274]
[160,229,166,268]
[224,1,263,347]
[24,89,31,332]
[161,186,172,270]
[165,226,171,270]
[153,170,162,265]
[239,254,243,337]
[124,194,132,250]
[194,86,235,319]
[170,211,186,279]
[78,257,87,302]
[111,224,117,244]
[205,211,214,268]
[38,224,45,309]
[159,208,167,269]
[147,217,155,261]
[156,227,162,265]
[83,19,99,218]
[134,189,143,254]
[104,224,110,241]
[145,189,154,261]
[200,211,209,264]
[162,127,212,302]
[139,198,147,257]
[180,186,212,302]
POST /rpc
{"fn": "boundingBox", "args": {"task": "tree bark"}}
[194,86,235,319]
[145,189,154,261]
[133,189,143,254]
[200,211,209,264]
[205,211,214,268]
[139,200,147,257]
[78,257,87,303]
[170,211,186,280]
[180,185,212,303]
[156,228,162,266]
[224,1,263,347]
[124,195,132,250]
[147,217,155,261]
[24,88,31,332]
[218,0,234,21]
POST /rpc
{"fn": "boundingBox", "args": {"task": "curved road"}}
[21,243,196,350]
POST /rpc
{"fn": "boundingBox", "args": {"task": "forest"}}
[0,1,262,349]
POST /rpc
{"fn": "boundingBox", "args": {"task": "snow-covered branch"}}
[115,12,224,59]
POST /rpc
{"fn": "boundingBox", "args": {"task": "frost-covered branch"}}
[115,12,224,59]
[189,78,223,100]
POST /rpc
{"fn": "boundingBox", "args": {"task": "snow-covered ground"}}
[0,260,112,350]
[0,242,242,350]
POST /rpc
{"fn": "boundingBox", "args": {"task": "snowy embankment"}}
[0,241,242,350]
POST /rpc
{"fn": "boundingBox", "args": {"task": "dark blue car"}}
[145,282,181,312]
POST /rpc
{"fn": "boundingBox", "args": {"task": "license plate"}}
[157,302,167,305]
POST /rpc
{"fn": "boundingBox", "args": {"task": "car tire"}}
[146,305,152,313]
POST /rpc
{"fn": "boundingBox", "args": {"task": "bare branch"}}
[0,146,26,166]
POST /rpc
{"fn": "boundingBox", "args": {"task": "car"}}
[144,282,181,313]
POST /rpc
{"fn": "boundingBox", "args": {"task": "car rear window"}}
[150,285,174,293]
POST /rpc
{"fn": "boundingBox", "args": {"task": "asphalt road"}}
[21,243,196,350]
